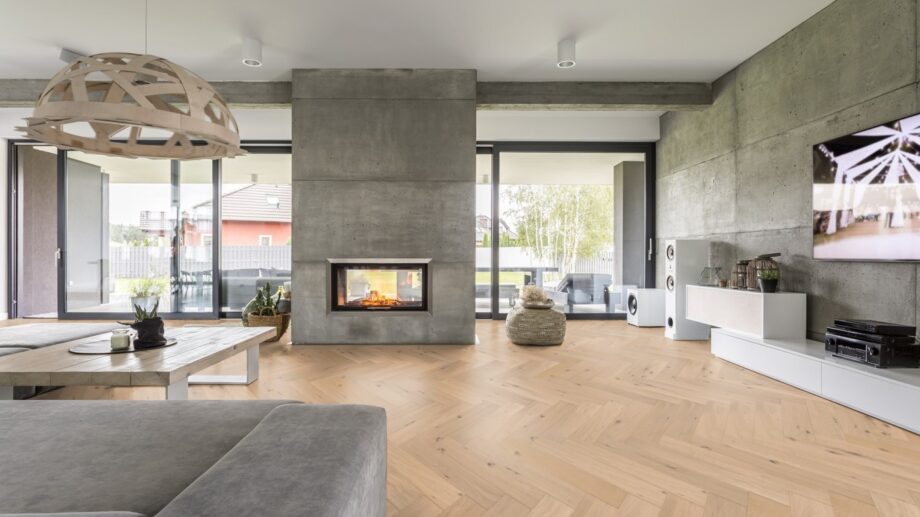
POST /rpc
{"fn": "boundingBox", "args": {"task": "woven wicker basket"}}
[505,301,566,346]
[246,313,290,342]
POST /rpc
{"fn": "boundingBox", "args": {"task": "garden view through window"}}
[15,147,293,317]
[477,151,648,316]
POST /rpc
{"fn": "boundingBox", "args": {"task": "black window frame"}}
[475,141,657,321]
[6,140,292,320]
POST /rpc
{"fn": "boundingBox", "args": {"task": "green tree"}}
[502,184,613,275]
[480,232,490,247]
[110,224,148,245]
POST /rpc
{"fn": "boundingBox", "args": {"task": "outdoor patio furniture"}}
[550,273,613,313]
[222,268,292,309]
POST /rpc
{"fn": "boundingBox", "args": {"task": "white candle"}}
[111,330,132,351]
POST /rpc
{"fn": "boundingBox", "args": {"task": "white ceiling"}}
[0,0,832,82]
[497,152,646,185]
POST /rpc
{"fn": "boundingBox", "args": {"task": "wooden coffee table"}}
[0,326,275,400]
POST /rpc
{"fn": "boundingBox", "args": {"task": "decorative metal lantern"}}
[731,260,750,289]
[750,253,781,288]
[19,53,244,160]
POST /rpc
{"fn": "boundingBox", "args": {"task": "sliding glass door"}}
[219,150,292,312]
[475,148,493,316]
[8,142,291,320]
[62,152,217,317]
[478,143,655,320]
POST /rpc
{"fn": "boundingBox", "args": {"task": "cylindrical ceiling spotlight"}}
[242,36,263,67]
[557,38,576,69]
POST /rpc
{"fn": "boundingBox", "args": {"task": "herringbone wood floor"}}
[27,319,920,516]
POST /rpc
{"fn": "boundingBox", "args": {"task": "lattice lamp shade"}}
[18,53,244,160]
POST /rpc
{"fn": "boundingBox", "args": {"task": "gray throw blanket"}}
[0,323,121,349]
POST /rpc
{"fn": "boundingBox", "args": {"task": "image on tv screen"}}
[813,113,920,260]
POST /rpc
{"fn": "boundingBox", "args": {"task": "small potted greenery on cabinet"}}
[757,269,779,293]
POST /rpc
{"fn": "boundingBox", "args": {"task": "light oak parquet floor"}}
[25,319,920,516]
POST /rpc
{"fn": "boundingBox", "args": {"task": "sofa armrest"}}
[0,512,145,517]
[156,404,387,517]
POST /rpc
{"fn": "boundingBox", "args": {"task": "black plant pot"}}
[277,299,291,314]
[131,317,166,349]
[758,278,778,293]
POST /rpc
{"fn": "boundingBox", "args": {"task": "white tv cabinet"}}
[686,285,806,340]
[712,328,920,434]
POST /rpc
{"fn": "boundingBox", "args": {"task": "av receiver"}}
[825,333,920,368]
[833,319,916,337]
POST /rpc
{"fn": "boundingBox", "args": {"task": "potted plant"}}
[757,269,779,293]
[123,301,166,349]
[242,282,289,342]
[277,284,292,315]
[130,278,162,312]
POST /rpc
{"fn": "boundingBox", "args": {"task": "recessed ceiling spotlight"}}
[242,36,263,67]
[557,38,576,69]
[59,48,85,63]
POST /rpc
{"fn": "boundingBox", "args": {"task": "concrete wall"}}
[291,69,476,344]
[656,0,920,339]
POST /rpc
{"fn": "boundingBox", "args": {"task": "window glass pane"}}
[475,152,492,313]
[65,152,173,313]
[177,160,214,313]
[498,152,646,314]
[220,152,292,311]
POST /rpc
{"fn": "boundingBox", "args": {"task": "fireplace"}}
[331,260,429,312]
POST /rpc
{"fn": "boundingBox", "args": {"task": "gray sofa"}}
[0,401,387,517]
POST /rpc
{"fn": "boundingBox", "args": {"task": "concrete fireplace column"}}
[291,69,476,344]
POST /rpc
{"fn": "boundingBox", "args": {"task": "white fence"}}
[109,245,292,278]
[475,247,615,275]
[573,250,615,275]
[111,244,608,279]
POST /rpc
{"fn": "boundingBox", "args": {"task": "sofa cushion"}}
[0,512,146,517]
[0,400,299,516]
[157,404,387,517]
[0,324,121,349]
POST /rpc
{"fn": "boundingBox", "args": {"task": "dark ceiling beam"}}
[0,79,47,107]
[0,78,711,110]
[475,81,712,110]
[0,79,293,108]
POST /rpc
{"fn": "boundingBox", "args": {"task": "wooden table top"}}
[0,326,275,387]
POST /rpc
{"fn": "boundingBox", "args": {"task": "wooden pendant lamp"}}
[18,52,244,160]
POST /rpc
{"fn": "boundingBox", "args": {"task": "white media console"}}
[712,329,920,434]
[686,285,806,340]
[686,285,920,434]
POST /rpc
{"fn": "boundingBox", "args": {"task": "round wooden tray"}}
[69,338,178,355]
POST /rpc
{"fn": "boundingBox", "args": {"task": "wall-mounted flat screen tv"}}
[813,113,920,261]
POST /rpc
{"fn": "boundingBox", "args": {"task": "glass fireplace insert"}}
[331,262,428,311]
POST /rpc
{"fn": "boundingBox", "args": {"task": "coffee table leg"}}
[166,379,189,400]
[0,386,13,400]
[188,346,260,386]
[245,345,259,383]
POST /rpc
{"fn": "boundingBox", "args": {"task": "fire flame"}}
[351,290,403,308]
